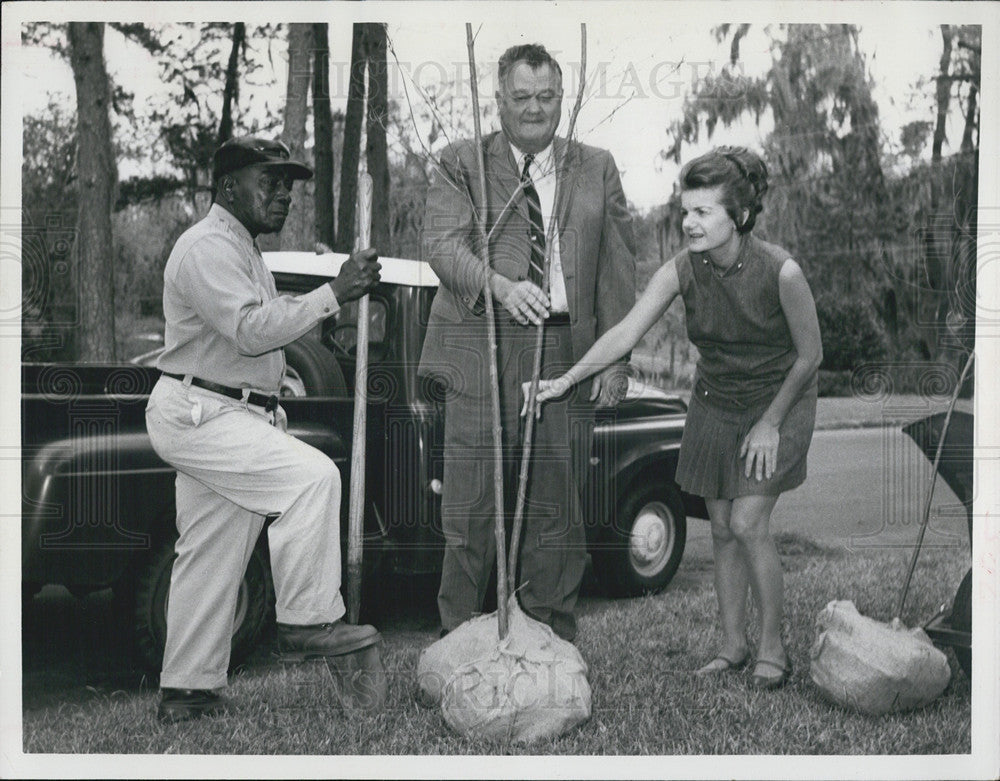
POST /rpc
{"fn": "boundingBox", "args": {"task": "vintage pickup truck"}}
[21,252,706,670]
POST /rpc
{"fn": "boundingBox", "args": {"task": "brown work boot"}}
[157,688,235,724]
[277,620,380,661]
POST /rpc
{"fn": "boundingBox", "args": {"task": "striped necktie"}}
[520,154,546,289]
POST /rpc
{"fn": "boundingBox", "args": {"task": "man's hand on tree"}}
[490,273,549,326]
[329,248,381,303]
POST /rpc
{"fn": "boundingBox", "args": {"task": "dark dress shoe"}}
[157,688,235,724]
[277,620,380,661]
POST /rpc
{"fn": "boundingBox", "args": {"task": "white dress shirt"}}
[510,142,569,313]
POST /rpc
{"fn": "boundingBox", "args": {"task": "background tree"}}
[659,23,979,386]
[68,22,118,362]
[336,24,367,253]
[275,23,314,251]
[218,23,246,144]
[149,23,283,209]
[21,101,79,360]
[365,23,391,252]
[313,23,336,248]
[892,24,979,368]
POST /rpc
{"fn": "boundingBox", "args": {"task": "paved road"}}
[774,427,969,550]
[683,427,970,561]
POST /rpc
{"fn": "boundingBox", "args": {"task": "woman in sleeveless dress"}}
[527,147,822,689]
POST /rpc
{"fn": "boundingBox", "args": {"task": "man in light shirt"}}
[146,136,382,723]
[418,44,636,641]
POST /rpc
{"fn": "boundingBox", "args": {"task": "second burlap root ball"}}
[810,600,951,714]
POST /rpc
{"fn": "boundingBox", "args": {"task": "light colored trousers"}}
[145,376,345,690]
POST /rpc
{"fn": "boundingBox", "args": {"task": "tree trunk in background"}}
[277,23,314,251]
[336,24,366,253]
[931,24,953,161]
[919,24,954,362]
[960,82,978,154]
[365,23,391,253]
[218,22,245,144]
[313,22,335,249]
[68,22,118,361]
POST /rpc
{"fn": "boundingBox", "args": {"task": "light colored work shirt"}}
[510,142,569,313]
[157,204,340,393]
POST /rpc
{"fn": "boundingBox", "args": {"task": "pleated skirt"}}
[675,383,817,500]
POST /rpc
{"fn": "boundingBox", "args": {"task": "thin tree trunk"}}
[465,23,509,640]
[932,24,953,161]
[68,22,117,362]
[920,23,955,362]
[365,23,391,253]
[336,24,366,253]
[313,22,335,248]
[218,23,245,144]
[960,82,978,155]
[278,23,314,251]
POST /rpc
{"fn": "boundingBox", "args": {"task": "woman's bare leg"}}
[698,497,751,671]
[729,494,785,674]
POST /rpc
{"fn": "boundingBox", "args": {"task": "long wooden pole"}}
[466,23,509,639]
[347,172,374,624]
[894,350,975,620]
[509,25,588,593]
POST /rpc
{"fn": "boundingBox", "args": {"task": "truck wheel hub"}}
[629,501,672,575]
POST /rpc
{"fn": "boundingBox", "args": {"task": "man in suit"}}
[418,44,636,641]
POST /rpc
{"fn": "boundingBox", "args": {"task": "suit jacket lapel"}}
[553,136,578,234]
[488,133,528,222]
[552,136,578,307]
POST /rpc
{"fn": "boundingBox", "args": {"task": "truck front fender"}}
[22,431,174,588]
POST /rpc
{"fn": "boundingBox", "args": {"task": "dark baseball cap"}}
[212,136,313,182]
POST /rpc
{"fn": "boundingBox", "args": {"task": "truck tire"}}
[283,334,347,396]
[130,533,273,672]
[952,568,971,680]
[592,479,687,598]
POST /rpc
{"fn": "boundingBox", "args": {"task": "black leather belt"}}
[161,372,279,412]
[506,312,571,327]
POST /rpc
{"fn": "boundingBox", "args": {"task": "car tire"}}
[283,334,347,396]
[952,567,971,680]
[592,478,687,598]
[129,533,273,672]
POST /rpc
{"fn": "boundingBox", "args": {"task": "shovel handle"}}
[347,173,374,624]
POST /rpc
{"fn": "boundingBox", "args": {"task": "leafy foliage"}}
[659,24,980,375]
[145,23,284,202]
[21,100,79,360]
[814,294,889,371]
[115,175,187,209]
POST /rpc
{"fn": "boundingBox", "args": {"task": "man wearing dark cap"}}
[146,136,382,723]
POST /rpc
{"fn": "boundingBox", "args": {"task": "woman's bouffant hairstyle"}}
[679,146,769,234]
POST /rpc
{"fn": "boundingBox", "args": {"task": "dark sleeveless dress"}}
[673,234,817,499]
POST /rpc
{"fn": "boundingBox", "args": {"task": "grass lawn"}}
[21,534,970,756]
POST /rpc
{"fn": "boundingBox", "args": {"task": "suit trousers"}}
[437,318,588,641]
[145,376,346,690]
